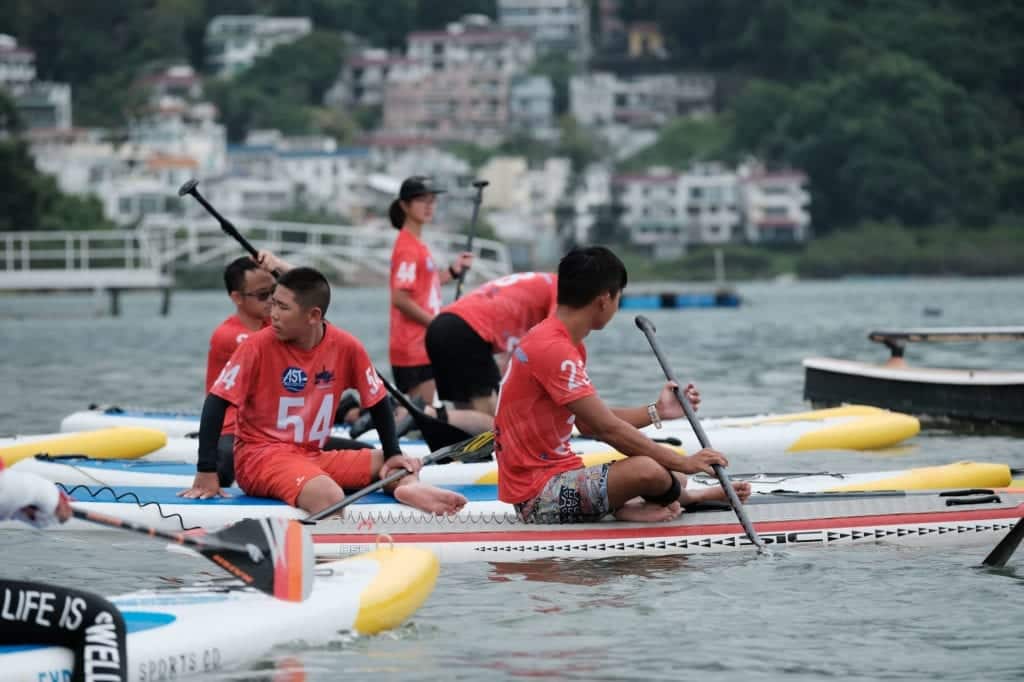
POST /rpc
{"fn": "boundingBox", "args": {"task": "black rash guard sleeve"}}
[197,393,230,473]
[369,398,402,458]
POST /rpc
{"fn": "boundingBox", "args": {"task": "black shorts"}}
[426,312,501,403]
[393,363,434,393]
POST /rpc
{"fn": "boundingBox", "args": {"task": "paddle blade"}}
[205,518,314,602]
[429,430,496,465]
[982,517,1024,568]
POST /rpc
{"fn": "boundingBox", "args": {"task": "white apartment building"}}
[9,81,72,130]
[570,72,715,128]
[680,162,742,244]
[508,75,555,134]
[127,103,227,177]
[329,48,424,108]
[740,167,812,243]
[572,163,612,244]
[497,0,591,61]
[407,15,535,74]
[612,168,686,260]
[205,15,312,78]
[0,34,35,86]
[197,176,294,218]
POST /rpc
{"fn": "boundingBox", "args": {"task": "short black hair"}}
[223,256,259,294]
[557,246,628,307]
[276,267,331,316]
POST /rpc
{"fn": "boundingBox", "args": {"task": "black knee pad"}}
[643,473,681,507]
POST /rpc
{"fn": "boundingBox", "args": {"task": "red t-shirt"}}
[494,316,597,504]
[211,324,386,457]
[389,229,442,367]
[206,315,267,434]
[445,272,558,353]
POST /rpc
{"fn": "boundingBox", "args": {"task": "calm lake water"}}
[2,277,1023,681]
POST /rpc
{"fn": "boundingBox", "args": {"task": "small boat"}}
[61,404,921,459]
[0,547,438,680]
[620,288,741,310]
[804,327,1024,425]
[17,482,1024,562]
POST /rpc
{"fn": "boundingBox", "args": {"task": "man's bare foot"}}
[687,481,752,505]
[394,482,467,515]
[614,501,682,522]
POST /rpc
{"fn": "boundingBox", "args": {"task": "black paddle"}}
[178,179,281,277]
[303,431,495,522]
[634,315,768,553]
[454,180,489,301]
[375,370,472,451]
[72,508,314,601]
[982,516,1024,568]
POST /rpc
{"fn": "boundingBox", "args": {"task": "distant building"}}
[497,0,591,61]
[679,162,742,245]
[205,15,312,78]
[9,81,72,130]
[570,72,715,128]
[382,67,511,145]
[612,168,686,260]
[508,75,555,134]
[0,34,35,86]
[739,165,812,243]
[139,65,203,102]
[329,48,423,108]
[406,15,535,75]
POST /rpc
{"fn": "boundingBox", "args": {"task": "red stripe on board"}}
[313,503,1024,545]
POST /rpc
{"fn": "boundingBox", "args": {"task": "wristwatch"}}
[647,403,662,429]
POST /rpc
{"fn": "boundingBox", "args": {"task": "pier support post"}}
[160,287,172,316]
[109,288,121,317]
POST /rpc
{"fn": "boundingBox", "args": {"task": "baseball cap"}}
[399,176,446,200]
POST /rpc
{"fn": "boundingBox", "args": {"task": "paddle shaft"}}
[454,180,489,301]
[179,180,280,277]
[634,315,767,552]
[72,507,261,560]
[303,446,448,520]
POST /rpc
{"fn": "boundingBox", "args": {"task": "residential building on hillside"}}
[328,48,424,108]
[0,34,35,86]
[497,0,591,61]
[570,72,715,128]
[205,15,312,77]
[679,162,742,244]
[382,67,511,145]
[508,75,555,135]
[9,81,72,130]
[407,15,534,74]
[739,166,812,243]
[612,168,686,260]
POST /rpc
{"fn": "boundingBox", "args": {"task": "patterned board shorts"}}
[515,464,612,524]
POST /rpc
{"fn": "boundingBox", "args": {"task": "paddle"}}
[72,508,314,601]
[981,516,1024,568]
[634,315,768,553]
[454,180,489,301]
[375,370,472,451]
[178,179,281,277]
[304,431,495,522]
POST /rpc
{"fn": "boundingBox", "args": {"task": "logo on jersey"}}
[315,368,335,388]
[514,347,529,363]
[235,332,249,345]
[281,367,308,393]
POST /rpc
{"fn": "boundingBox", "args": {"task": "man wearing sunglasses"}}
[201,256,275,489]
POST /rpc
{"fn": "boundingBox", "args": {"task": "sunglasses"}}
[241,288,273,301]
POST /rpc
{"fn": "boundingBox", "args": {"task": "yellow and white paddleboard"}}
[0,428,167,467]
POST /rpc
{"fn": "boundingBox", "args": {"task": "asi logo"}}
[281,367,308,393]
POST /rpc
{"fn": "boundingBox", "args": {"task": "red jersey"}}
[211,324,386,456]
[445,272,557,353]
[389,229,442,366]
[205,315,266,434]
[494,316,597,504]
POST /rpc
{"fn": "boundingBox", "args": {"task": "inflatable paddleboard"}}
[0,428,167,467]
[0,546,438,680]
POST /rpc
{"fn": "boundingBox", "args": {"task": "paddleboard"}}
[0,546,438,681]
[0,428,167,467]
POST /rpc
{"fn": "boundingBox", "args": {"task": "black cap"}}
[399,176,445,201]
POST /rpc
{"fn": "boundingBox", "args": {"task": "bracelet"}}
[647,403,662,429]
[448,265,459,279]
